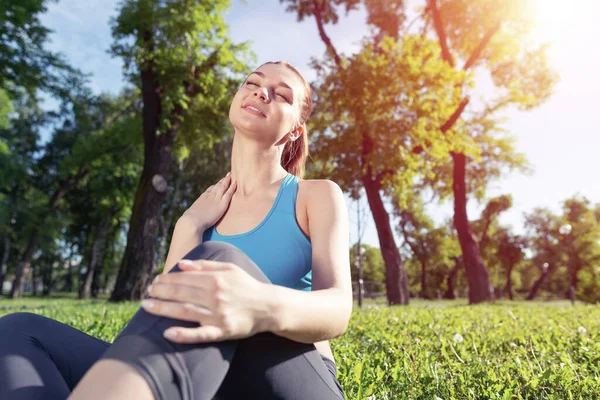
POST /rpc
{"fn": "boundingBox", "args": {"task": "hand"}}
[181,173,237,230]
[142,259,273,344]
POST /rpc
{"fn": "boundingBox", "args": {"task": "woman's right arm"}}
[162,173,237,274]
[162,217,208,274]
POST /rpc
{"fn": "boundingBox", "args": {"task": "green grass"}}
[0,298,598,399]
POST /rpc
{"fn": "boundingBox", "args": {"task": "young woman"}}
[0,61,351,399]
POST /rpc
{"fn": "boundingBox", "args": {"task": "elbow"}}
[334,299,353,338]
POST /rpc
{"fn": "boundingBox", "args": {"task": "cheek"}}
[279,105,300,126]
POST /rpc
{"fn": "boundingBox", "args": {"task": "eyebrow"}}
[248,71,294,92]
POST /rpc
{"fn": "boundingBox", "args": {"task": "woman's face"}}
[229,63,305,146]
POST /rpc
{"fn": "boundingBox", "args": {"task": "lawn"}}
[0,297,598,399]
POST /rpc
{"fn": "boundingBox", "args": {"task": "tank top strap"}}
[273,173,298,215]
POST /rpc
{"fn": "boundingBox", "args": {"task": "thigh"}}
[0,312,110,390]
[215,332,345,400]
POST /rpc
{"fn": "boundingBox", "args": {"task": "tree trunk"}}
[10,232,37,298]
[504,263,514,300]
[110,56,178,301]
[420,258,428,299]
[63,245,75,293]
[80,206,115,299]
[566,259,578,303]
[452,152,492,303]
[362,173,409,305]
[0,234,10,292]
[65,261,75,293]
[91,266,101,298]
[40,259,54,297]
[526,265,551,300]
[31,264,37,296]
[444,257,461,299]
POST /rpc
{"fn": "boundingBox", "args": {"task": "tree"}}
[424,0,557,303]
[524,197,600,302]
[349,243,385,295]
[560,197,600,302]
[109,0,252,301]
[282,0,466,305]
[0,92,46,294]
[4,88,138,297]
[523,207,562,300]
[396,197,460,299]
[496,229,526,300]
[0,0,79,98]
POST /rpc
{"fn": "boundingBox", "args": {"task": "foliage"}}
[523,196,600,303]
[0,299,598,398]
[349,243,386,292]
[395,196,461,298]
[110,0,252,143]
[309,34,467,199]
[0,0,80,98]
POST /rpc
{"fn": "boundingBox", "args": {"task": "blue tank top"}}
[202,173,313,291]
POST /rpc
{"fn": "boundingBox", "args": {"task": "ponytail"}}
[281,123,308,178]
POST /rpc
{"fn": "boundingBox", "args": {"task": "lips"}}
[242,102,266,117]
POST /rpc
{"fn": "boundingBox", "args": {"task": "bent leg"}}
[99,241,271,400]
[0,312,110,400]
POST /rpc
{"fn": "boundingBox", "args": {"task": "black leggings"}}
[0,241,345,400]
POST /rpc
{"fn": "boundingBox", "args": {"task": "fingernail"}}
[142,300,154,308]
[226,172,231,176]
[179,259,193,266]
[164,330,178,339]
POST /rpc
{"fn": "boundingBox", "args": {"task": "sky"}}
[39,0,600,247]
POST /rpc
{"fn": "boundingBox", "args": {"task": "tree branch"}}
[183,48,221,98]
[462,21,501,71]
[312,0,341,67]
[399,214,420,256]
[441,97,469,133]
[427,0,454,67]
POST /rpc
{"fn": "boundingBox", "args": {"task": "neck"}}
[230,133,288,196]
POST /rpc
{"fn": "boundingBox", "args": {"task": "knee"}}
[186,241,244,261]
[0,312,45,333]
[184,242,269,284]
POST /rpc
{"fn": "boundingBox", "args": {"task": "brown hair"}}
[260,61,313,178]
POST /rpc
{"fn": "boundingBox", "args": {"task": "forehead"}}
[252,64,304,93]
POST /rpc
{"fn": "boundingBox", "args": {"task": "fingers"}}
[178,259,233,272]
[164,326,225,344]
[223,179,237,202]
[214,172,231,193]
[153,270,222,291]
[148,281,207,305]
[141,299,213,323]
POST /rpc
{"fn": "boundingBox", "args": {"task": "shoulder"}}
[297,179,346,216]
[298,178,343,195]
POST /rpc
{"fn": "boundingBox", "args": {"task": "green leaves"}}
[0,0,82,99]
[310,34,466,193]
[110,0,251,146]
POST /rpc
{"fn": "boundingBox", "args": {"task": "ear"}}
[288,125,303,142]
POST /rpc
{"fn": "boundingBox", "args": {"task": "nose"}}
[253,86,269,102]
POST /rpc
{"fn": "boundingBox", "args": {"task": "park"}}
[1,0,599,398]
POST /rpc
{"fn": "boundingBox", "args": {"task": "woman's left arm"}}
[261,180,353,343]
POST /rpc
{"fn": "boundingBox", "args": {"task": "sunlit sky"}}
[39,0,599,247]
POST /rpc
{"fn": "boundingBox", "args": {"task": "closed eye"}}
[277,93,291,103]
[246,80,292,103]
